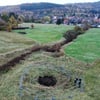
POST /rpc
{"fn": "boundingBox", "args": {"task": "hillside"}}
[0,46,100,100]
[91,1,100,9]
[0,23,100,100]
[64,28,100,62]
[0,2,64,13]
[0,2,100,13]
[0,31,35,66]
[20,2,64,11]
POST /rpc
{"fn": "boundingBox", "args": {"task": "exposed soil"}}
[0,45,41,72]
[0,30,85,72]
[38,76,57,87]
[0,40,67,72]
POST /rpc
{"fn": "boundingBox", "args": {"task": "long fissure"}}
[0,28,87,72]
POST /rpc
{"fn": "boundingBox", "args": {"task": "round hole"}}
[38,76,57,87]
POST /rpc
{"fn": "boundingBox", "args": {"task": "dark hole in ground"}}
[38,76,57,87]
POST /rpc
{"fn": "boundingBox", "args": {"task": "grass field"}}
[15,23,73,44]
[0,31,35,65]
[15,23,100,62]
[0,23,100,100]
[64,28,100,62]
[0,31,35,54]
[0,52,100,100]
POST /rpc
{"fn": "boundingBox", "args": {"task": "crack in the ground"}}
[0,29,86,72]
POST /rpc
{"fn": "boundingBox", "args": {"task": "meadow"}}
[0,31,35,66]
[15,23,73,43]
[0,23,100,100]
[15,23,100,62]
[0,31,34,54]
[64,28,100,62]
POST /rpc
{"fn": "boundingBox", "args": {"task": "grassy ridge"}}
[0,31,35,65]
[0,31,35,54]
[64,28,100,62]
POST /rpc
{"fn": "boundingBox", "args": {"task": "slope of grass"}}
[0,52,100,100]
[0,31,35,54]
[15,24,100,62]
[0,31,35,65]
[64,28,100,62]
[84,61,100,100]
[15,23,73,44]
[0,24,100,100]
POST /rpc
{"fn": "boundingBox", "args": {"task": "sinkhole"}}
[38,75,57,87]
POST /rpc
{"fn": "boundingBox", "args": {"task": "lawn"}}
[15,23,73,44]
[64,28,100,62]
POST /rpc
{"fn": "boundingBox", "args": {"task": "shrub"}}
[56,19,62,25]
[42,43,61,52]
[31,24,34,29]
[74,26,84,35]
[81,23,91,31]
[74,26,82,32]
[63,30,78,42]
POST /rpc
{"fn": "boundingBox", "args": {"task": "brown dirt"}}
[38,76,57,87]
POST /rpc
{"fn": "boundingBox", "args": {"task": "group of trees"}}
[0,12,24,32]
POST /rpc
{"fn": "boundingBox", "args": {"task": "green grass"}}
[0,52,100,100]
[64,28,100,62]
[0,31,35,65]
[15,23,73,44]
[84,61,100,100]
[15,24,100,62]
[0,31,35,54]
[0,24,100,100]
